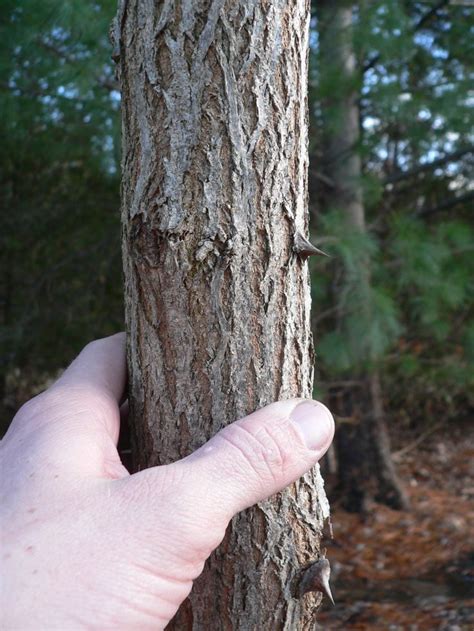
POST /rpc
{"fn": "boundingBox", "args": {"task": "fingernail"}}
[290,401,334,451]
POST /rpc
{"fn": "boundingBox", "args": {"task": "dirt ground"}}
[317,418,474,630]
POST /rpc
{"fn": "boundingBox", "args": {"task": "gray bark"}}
[317,1,409,512]
[116,0,330,627]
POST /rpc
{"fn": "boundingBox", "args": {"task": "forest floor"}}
[317,417,474,630]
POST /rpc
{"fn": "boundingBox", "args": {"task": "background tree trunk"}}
[118,0,330,627]
[316,0,409,512]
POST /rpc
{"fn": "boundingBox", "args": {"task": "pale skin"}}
[0,333,335,630]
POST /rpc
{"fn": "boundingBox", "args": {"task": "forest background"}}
[1,0,473,626]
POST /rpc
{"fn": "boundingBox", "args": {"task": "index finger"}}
[56,332,127,403]
[4,333,128,454]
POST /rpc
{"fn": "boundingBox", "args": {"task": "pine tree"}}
[310,0,473,510]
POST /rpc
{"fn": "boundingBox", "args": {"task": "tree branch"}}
[385,146,474,185]
[414,0,449,30]
[362,0,450,74]
[393,420,445,461]
[417,190,474,218]
[309,166,336,189]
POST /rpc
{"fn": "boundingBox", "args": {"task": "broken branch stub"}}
[298,558,335,605]
[294,232,330,259]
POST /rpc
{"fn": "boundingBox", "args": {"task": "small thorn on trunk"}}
[293,232,329,259]
[298,558,335,605]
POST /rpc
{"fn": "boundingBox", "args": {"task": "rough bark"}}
[316,1,409,512]
[116,0,330,627]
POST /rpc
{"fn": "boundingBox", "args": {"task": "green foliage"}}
[1,0,472,434]
[0,0,122,389]
[310,0,474,421]
[312,212,404,372]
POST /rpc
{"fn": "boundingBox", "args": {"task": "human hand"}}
[1,333,334,630]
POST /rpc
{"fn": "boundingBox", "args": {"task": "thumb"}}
[117,399,334,567]
[176,398,334,520]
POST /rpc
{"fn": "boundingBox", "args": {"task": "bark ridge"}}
[119,0,329,626]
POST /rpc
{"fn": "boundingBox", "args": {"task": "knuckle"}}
[46,382,115,418]
[17,384,116,433]
[218,420,292,486]
[13,389,58,424]
[15,392,45,419]
[84,338,101,352]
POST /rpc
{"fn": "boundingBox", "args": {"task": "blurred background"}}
[1,1,473,628]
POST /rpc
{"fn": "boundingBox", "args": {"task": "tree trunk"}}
[117,0,330,627]
[316,1,409,512]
